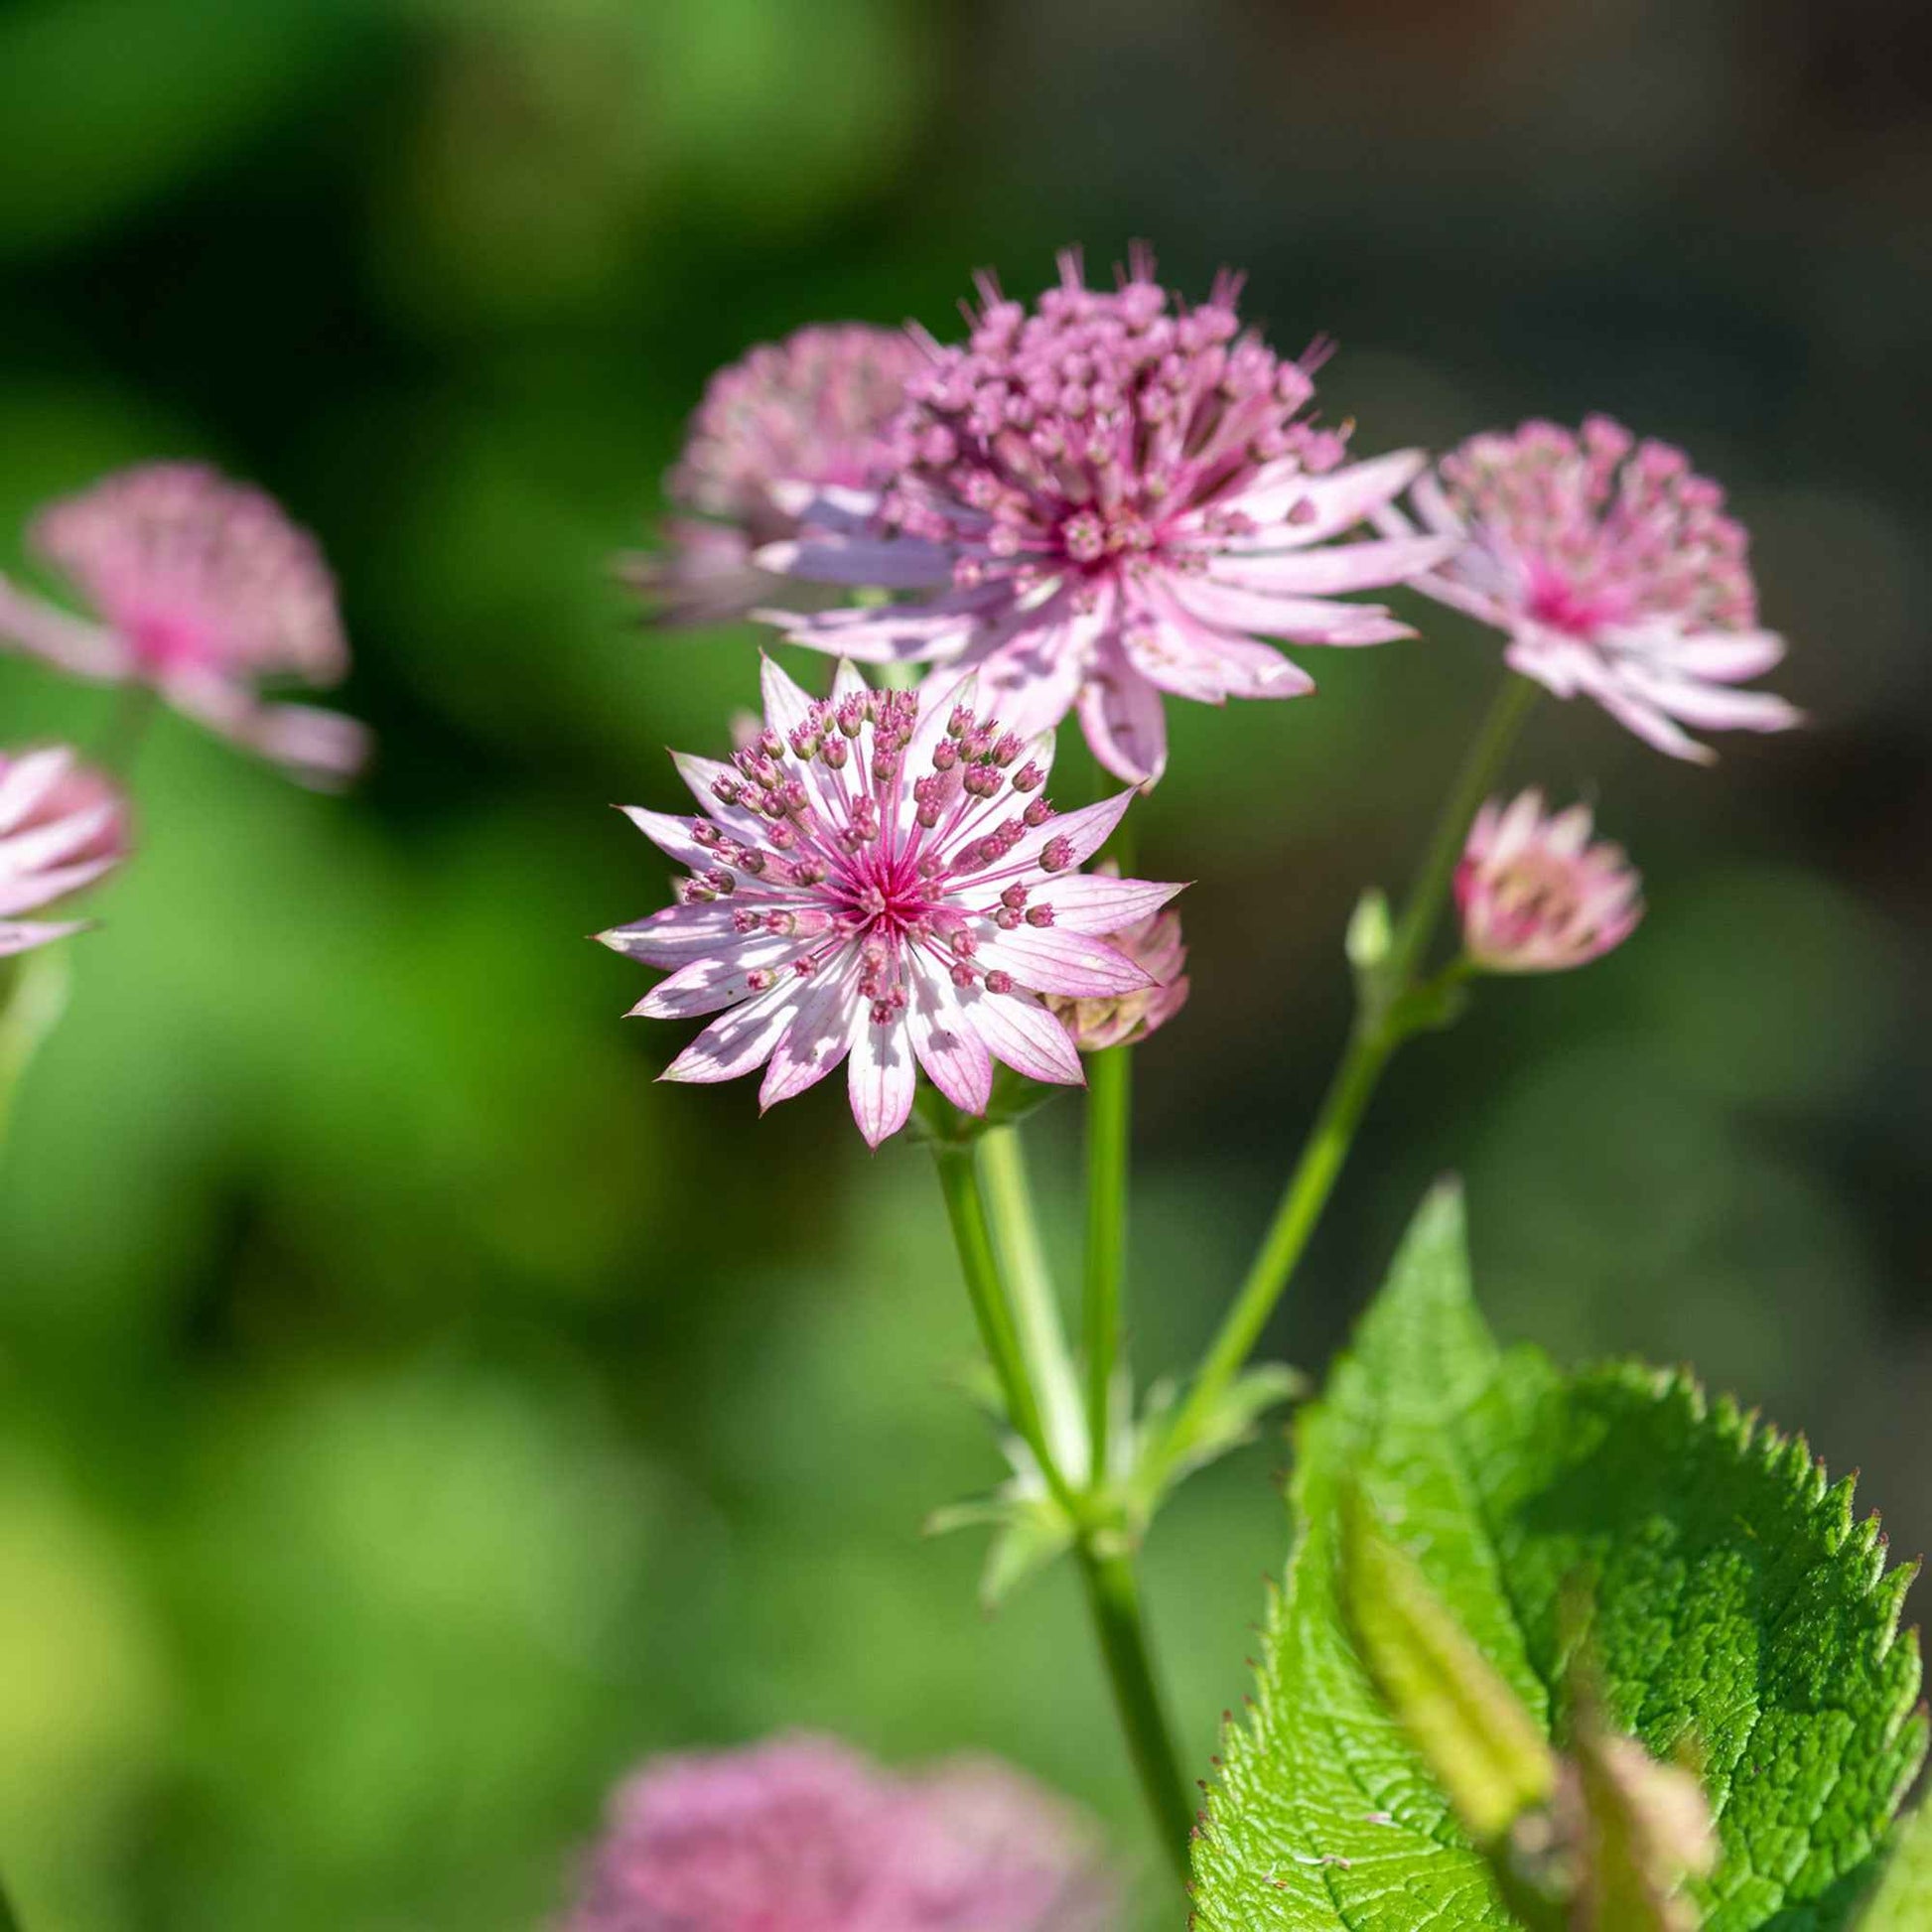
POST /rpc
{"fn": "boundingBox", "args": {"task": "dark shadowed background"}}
[0,1,1927,1926]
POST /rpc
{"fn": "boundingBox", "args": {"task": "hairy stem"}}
[931,1130,1194,1883]
[1156,1020,1393,1473]
[1385,671,1539,991]
[0,948,72,1154]
[930,1142,1081,1519]
[1077,1543,1196,1885]
[978,1124,1083,1474]
[1081,1043,1133,1488]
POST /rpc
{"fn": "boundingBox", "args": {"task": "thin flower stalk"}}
[929,1123,1196,1887]
[1081,1042,1132,1485]
[1153,671,1537,1482]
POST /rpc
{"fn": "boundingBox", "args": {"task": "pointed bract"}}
[1044,863,1190,1050]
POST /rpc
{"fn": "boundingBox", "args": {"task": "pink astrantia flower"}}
[0,463,367,785]
[0,745,130,956]
[1456,789,1642,974]
[1046,873,1188,1050]
[565,1732,1117,1932]
[1376,417,1801,762]
[755,248,1453,784]
[598,657,1180,1148]
[621,323,925,625]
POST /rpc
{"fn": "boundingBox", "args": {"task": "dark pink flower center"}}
[828,849,939,938]
[126,608,211,674]
[1524,568,1617,639]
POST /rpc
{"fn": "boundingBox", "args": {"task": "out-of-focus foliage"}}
[0,0,1926,1926]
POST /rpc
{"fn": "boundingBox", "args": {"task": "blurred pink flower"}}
[599,656,1179,1147]
[0,464,366,785]
[755,247,1451,784]
[1377,417,1801,762]
[0,746,130,956]
[1047,874,1188,1050]
[564,1732,1117,1932]
[622,323,925,625]
[1456,789,1642,974]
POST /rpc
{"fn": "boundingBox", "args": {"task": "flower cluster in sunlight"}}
[753,247,1451,782]
[604,249,1812,1151]
[600,655,1180,1146]
[1381,417,1799,761]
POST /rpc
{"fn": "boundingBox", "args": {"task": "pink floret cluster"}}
[759,248,1449,782]
[0,462,366,784]
[1383,416,1799,762]
[626,323,926,625]
[563,1733,1117,1932]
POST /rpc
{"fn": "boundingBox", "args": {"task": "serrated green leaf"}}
[1192,1182,1926,1932]
[1853,1799,1932,1929]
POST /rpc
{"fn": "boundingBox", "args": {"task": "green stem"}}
[1156,672,1536,1476]
[1158,1020,1393,1473]
[0,948,72,1154]
[95,684,159,779]
[929,1142,1082,1521]
[1081,1043,1133,1489]
[978,1124,1083,1475]
[930,1126,1193,1884]
[1385,671,1539,991]
[1077,1543,1196,1884]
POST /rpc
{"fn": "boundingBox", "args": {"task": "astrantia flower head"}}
[0,463,366,784]
[756,246,1453,784]
[0,745,130,956]
[1380,417,1801,762]
[622,323,925,625]
[565,1732,1116,1932]
[1046,869,1188,1051]
[599,657,1181,1147]
[1456,789,1642,974]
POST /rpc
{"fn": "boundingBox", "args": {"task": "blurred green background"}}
[0,0,1927,1925]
